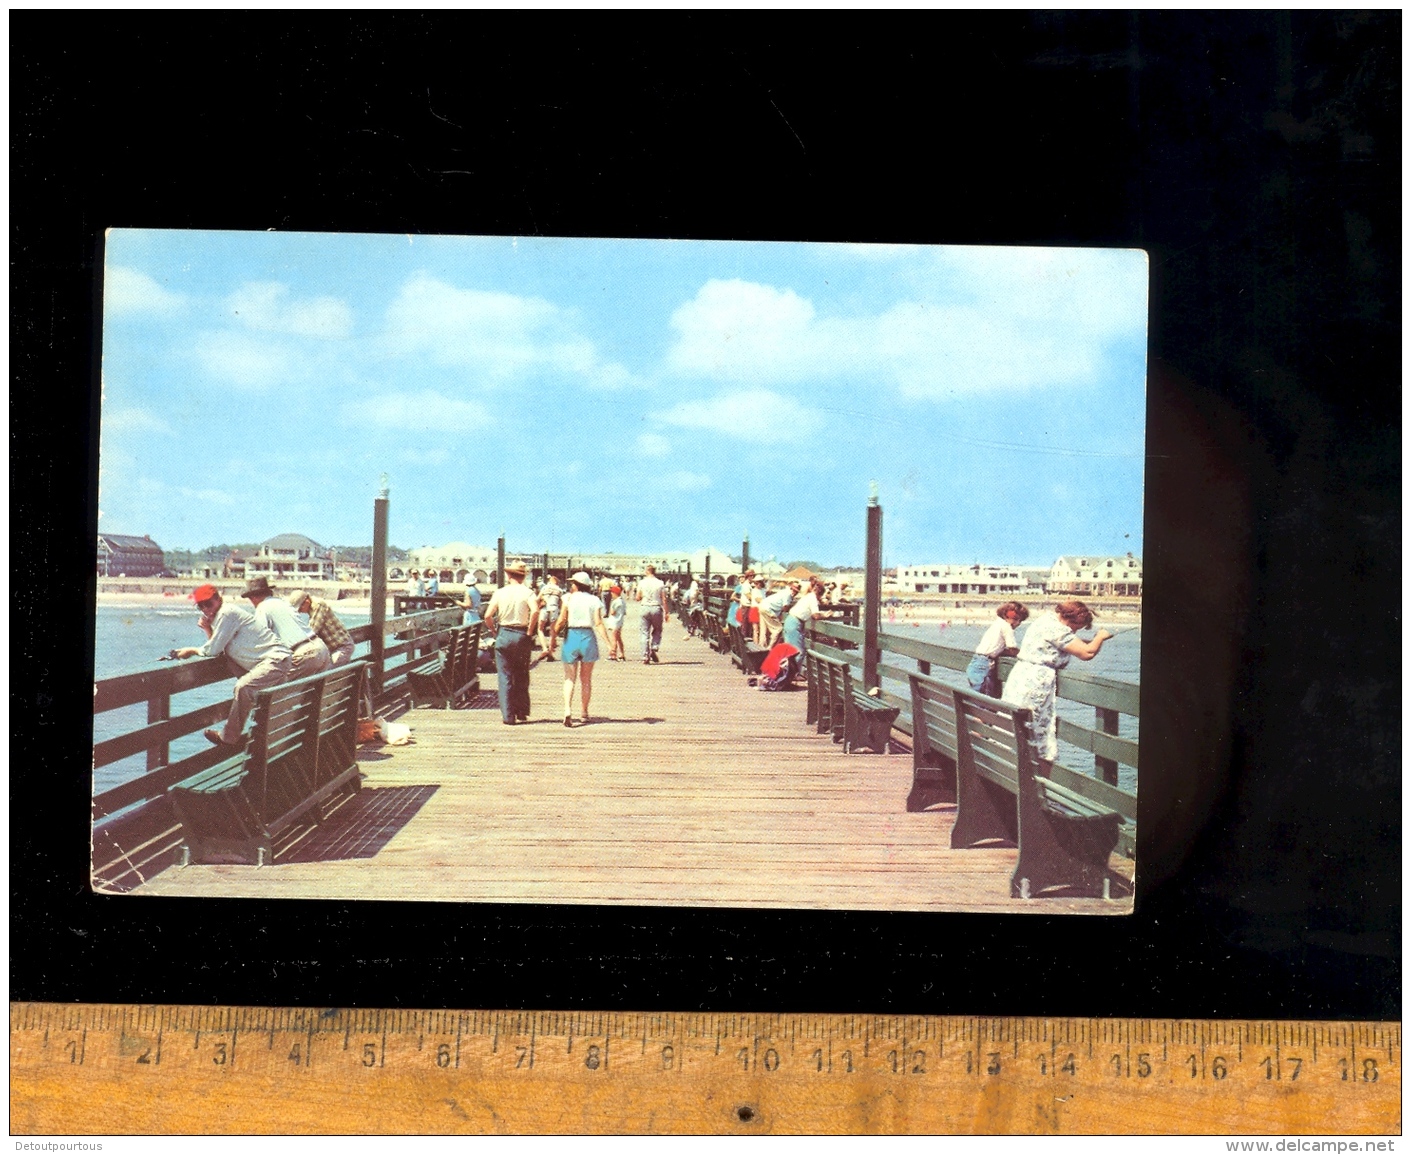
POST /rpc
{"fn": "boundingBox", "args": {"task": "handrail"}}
[93,606,466,822]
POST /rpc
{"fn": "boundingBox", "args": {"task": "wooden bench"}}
[933,678,1131,899]
[808,650,901,755]
[726,622,768,676]
[408,623,482,709]
[703,611,729,654]
[167,661,368,866]
[907,673,1137,860]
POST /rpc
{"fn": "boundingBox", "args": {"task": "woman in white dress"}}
[1001,600,1114,765]
[554,572,609,727]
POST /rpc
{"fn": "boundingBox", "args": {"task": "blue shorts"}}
[561,626,600,664]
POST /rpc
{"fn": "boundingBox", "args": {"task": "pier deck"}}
[136,611,1133,913]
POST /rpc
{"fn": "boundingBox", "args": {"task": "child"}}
[966,601,1028,698]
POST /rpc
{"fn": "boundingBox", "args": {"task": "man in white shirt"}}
[241,577,331,679]
[174,583,293,746]
[634,564,669,664]
[484,561,540,724]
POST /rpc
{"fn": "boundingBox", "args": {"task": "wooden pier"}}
[134,607,1131,913]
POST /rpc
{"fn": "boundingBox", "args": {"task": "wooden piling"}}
[863,490,882,692]
[370,480,389,701]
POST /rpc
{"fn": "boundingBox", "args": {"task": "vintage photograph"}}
[92,230,1147,913]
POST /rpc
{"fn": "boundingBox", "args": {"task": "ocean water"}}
[93,606,1141,796]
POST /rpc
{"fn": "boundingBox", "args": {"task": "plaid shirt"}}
[308,597,353,651]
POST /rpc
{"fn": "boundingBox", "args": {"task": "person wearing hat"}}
[554,573,609,726]
[285,588,355,668]
[174,584,293,746]
[633,564,669,664]
[482,561,540,725]
[603,583,627,661]
[241,577,331,679]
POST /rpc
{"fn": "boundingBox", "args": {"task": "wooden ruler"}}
[10,1003,1400,1135]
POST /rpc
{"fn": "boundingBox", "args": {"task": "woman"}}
[604,584,627,661]
[749,578,766,645]
[966,600,1029,698]
[1001,600,1114,764]
[555,572,609,726]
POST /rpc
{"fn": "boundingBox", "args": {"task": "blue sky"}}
[99,231,1147,567]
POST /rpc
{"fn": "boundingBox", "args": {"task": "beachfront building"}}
[96,533,166,577]
[408,542,499,585]
[896,563,1028,596]
[1048,553,1142,597]
[243,533,336,583]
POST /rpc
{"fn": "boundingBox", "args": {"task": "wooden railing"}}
[809,620,1139,788]
[92,607,465,823]
[700,589,861,628]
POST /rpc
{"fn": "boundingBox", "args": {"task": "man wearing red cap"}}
[174,584,293,746]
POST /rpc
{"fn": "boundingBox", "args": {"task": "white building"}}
[243,534,336,582]
[690,547,737,576]
[1048,554,1142,597]
[408,542,500,584]
[895,563,1028,596]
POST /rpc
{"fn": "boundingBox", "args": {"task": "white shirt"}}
[974,618,1018,659]
[637,575,665,609]
[487,582,538,628]
[254,596,317,648]
[788,591,821,623]
[199,602,291,670]
[564,590,601,629]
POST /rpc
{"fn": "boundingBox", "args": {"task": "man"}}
[285,587,355,667]
[634,564,669,664]
[174,583,293,746]
[483,561,539,724]
[461,579,483,626]
[407,569,424,597]
[425,570,440,597]
[241,576,331,678]
[759,580,800,650]
[537,573,563,662]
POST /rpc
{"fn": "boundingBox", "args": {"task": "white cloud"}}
[665,470,711,492]
[383,273,642,389]
[226,282,353,340]
[668,280,817,382]
[341,390,490,435]
[666,251,1147,397]
[652,389,822,444]
[102,408,172,436]
[104,266,185,316]
[194,330,293,391]
[636,433,671,457]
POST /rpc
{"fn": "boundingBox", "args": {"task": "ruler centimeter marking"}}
[9,1004,1400,1135]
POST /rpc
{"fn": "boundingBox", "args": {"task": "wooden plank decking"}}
[136,609,1134,913]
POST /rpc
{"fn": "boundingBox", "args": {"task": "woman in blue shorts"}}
[554,572,609,727]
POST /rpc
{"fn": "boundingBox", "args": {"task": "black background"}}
[13,14,1400,1018]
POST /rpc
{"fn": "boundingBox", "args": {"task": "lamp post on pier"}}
[741,534,750,575]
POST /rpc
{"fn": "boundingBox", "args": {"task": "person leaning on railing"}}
[966,600,1029,698]
[173,583,293,747]
[1000,599,1114,767]
[285,588,356,667]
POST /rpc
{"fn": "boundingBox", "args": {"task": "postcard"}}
[92,230,1146,913]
